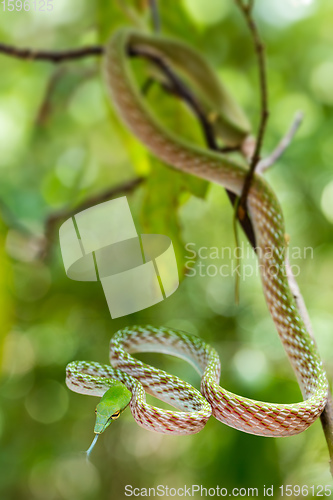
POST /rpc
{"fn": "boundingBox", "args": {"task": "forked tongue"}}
[86,434,99,461]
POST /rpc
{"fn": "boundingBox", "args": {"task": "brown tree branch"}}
[0,43,103,62]
[235,0,333,471]
[35,66,98,126]
[234,0,269,219]
[41,177,144,258]
[35,67,66,126]
[1,179,145,260]
[130,45,257,249]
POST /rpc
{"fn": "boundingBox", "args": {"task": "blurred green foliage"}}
[0,0,333,499]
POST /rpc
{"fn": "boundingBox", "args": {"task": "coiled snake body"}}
[66,29,328,440]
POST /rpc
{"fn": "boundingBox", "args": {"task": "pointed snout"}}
[94,416,113,435]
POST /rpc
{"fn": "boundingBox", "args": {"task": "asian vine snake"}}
[66,29,328,451]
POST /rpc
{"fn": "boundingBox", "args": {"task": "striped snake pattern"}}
[66,29,328,439]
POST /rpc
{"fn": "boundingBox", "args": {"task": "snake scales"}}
[66,29,328,439]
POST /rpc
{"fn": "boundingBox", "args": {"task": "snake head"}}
[94,383,132,434]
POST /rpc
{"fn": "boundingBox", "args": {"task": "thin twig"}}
[257,111,304,173]
[36,66,98,126]
[36,67,66,126]
[234,0,269,219]
[42,177,144,257]
[235,1,333,468]
[0,43,103,62]
[149,0,161,32]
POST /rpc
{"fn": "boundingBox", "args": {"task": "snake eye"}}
[111,411,120,420]
[94,409,97,414]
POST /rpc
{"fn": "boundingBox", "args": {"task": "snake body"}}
[66,29,328,439]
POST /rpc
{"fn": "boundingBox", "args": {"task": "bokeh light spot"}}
[182,0,230,26]
[55,148,86,188]
[0,101,26,167]
[25,380,69,424]
[310,61,333,105]
[233,348,269,387]
[27,323,77,366]
[12,262,51,302]
[2,331,35,375]
[29,460,57,500]
[257,0,316,27]
[69,80,107,126]
[271,93,321,138]
[54,456,100,500]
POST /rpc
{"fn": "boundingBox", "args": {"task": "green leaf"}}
[141,156,208,279]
